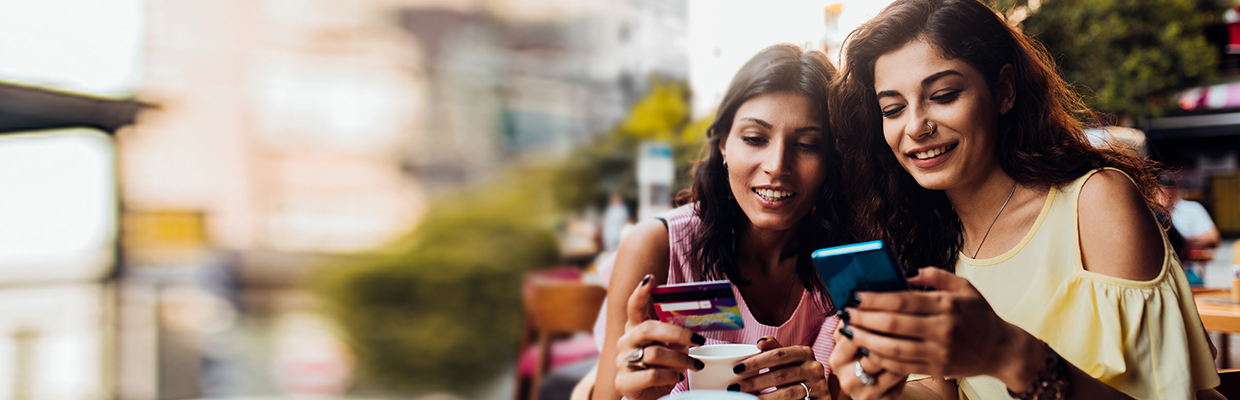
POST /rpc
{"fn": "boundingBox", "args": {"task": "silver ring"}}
[799,381,811,400]
[625,346,646,369]
[854,360,877,385]
[923,121,935,137]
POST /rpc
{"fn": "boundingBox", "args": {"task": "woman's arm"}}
[593,220,672,400]
[1076,169,1166,281]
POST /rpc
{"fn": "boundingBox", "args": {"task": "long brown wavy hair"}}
[832,0,1162,272]
[688,44,851,297]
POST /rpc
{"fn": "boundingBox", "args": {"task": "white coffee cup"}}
[660,389,758,399]
[686,344,761,390]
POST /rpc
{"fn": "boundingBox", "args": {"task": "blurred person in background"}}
[603,192,633,254]
[593,43,851,400]
[829,0,1219,399]
[1158,172,1220,285]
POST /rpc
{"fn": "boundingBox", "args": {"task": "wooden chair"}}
[515,271,607,400]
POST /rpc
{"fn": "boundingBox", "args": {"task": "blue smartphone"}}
[811,240,910,309]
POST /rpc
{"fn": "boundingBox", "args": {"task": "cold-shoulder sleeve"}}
[1029,264,1218,399]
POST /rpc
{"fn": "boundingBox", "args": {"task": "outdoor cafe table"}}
[1194,288,1240,367]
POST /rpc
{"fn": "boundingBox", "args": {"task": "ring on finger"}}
[625,346,647,370]
[854,360,878,386]
[798,381,810,400]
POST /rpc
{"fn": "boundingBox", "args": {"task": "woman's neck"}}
[737,223,799,274]
[946,170,1020,232]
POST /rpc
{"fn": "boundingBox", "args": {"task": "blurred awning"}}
[0,81,146,135]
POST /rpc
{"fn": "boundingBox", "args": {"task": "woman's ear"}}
[997,64,1016,115]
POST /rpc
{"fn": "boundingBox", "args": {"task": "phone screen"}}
[811,240,909,309]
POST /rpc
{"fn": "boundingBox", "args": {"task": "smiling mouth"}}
[753,188,796,202]
[909,143,958,160]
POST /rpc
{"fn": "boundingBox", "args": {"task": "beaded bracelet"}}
[1007,342,1069,400]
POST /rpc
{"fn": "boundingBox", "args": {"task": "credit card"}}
[651,280,744,332]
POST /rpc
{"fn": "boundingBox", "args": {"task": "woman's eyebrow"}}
[738,117,772,128]
[875,70,965,99]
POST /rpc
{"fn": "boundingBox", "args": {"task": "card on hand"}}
[651,280,744,332]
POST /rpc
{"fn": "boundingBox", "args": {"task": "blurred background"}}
[1,0,1239,399]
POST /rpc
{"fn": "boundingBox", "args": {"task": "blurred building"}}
[1149,2,1240,236]
[118,0,688,399]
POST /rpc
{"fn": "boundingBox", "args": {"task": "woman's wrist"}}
[994,323,1045,392]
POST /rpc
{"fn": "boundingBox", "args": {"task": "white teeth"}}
[753,188,795,201]
[912,143,956,160]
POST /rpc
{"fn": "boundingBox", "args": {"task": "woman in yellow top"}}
[828,0,1219,399]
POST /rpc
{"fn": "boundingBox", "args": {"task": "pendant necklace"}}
[962,181,1018,259]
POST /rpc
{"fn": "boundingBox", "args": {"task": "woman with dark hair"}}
[827,0,1218,399]
[592,43,850,400]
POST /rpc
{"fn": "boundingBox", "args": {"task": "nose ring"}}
[922,121,935,138]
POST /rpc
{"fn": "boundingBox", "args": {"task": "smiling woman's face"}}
[873,39,1010,191]
[720,91,826,232]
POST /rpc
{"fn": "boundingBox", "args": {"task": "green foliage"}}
[311,75,707,397]
[1004,0,1227,121]
[554,77,711,212]
[310,168,563,396]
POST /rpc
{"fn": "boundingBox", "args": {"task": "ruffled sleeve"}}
[1026,263,1218,399]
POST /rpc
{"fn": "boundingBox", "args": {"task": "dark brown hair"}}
[833,0,1162,271]
[689,43,850,294]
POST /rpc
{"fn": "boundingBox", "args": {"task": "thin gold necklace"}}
[962,181,1018,258]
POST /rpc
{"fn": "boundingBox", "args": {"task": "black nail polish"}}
[858,347,870,357]
[907,268,920,278]
[852,294,862,306]
[733,363,746,374]
[727,384,741,392]
[680,373,685,382]
[640,274,652,286]
[694,359,705,370]
[839,327,853,340]
[756,337,769,343]
[691,333,706,345]
[838,310,850,323]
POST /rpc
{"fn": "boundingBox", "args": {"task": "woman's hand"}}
[829,324,907,400]
[843,267,1036,390]
[613,275,707,400]
[730,336,833,400]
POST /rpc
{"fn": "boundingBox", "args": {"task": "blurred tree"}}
[555,76,710,213]
[311,167,563,397]
[311,76,711,397]
[988,0,1227,122]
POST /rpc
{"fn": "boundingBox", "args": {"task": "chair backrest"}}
[526,281,607,333]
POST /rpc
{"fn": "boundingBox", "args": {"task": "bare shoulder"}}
[1076,169,1164,281]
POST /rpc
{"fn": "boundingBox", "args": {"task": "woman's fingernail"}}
[733,363,746,374]
[640,274,652,286]
[839,327,853,340]
[679,373,685,382]
[691,333,707,345]
[838,310,850,322]
[852,294,862,306]
[858,347,870,357]
[694,359,705,370]
[908,268,921,278]
[727,384,741,392]
[756,337,769,344]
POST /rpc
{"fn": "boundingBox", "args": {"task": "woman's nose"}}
[762,141,791,176]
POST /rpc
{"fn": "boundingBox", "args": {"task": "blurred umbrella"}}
[0,81,147,135]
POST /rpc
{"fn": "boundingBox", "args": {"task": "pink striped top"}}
[593,203,839,394]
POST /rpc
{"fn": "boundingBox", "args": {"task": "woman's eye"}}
[741,136,766,145]
[881,105,905,118]
[930,89,962,103]
[796,142,819,152]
